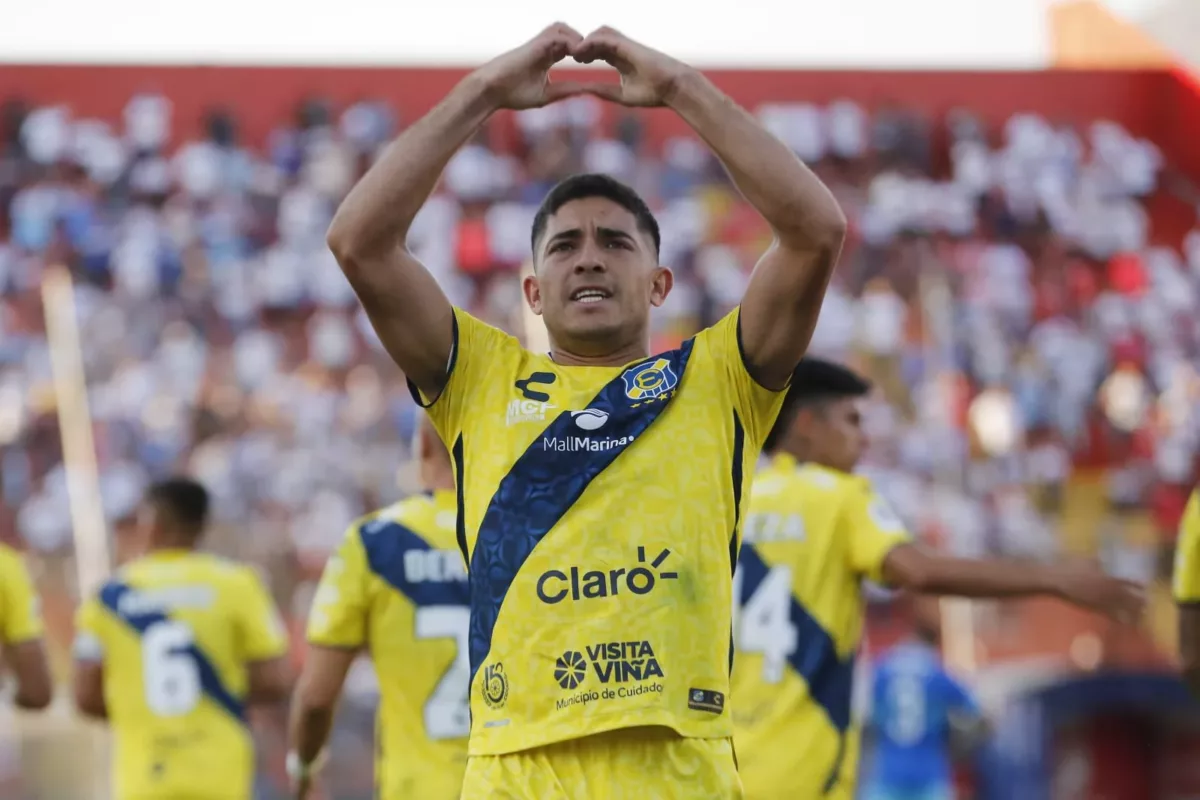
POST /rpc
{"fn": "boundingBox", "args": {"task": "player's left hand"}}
[571,27,692,107]
[1053,561,1145,625]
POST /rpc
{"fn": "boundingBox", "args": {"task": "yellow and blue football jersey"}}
[306,490,470,799]
[414,306,784,757]
[0,542,43,647]
[732,455,912,800]
[1174,490,1200,603]
[74,550,289,800]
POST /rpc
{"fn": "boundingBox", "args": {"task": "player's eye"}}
[605,240,631,250]
[549,241,573,253]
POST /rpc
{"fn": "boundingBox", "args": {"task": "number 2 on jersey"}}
[142,620,201,716]
[415,606,471,740]
[733,565,798,684]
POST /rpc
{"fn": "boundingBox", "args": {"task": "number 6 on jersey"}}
[142,620,201,716]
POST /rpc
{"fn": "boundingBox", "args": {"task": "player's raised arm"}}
[327,23,590,402]
[574,27,847,389]
[880,544,1144,623]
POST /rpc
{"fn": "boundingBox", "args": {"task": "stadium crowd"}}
[0,84,1198,795]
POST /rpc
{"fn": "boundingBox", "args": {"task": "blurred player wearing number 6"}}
[287,413,469,799]
[72,479,292,800]
[731,359,1145,800]
[327,21,846,800]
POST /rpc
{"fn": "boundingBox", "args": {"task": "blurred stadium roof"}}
[0,0,1054,67]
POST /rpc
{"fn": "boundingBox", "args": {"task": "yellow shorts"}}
[460,726,743,799]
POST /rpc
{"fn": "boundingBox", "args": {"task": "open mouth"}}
[570,288,612,305]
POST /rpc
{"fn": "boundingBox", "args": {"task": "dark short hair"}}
[146,478,210,538]
[762,357,872,453]
[530,173,661,257]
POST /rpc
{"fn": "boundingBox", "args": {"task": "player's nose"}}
[571,240,607,273]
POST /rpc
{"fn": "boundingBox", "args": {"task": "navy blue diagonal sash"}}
[99,581,246,724]
[467,341,695,684]
[359,519,469,607]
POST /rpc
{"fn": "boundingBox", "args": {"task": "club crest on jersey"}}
[621,358,678,406]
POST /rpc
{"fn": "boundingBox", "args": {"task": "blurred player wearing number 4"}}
[730,359,1145,800]
[72,479,292,800]
[287,413,469,799]
[327,21,844,800]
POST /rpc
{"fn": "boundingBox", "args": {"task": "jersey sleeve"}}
[234,567,290,662]
[1174,491,1200,603]
[705,308,788,449]
[0,550,44,645]
[408,307,519,447]
[73,595,106,662]
[306,526,372,649]
[842,482,913,584]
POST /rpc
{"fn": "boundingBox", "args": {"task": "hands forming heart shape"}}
[473,23,690,111]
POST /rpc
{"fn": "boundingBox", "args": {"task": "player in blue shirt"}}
[864,607,983,800]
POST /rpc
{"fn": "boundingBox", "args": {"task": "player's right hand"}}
[1053,562,1145,624]
[473,23,588,110]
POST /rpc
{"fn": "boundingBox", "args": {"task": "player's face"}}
[812,397,867,472]
[526,197,671,352]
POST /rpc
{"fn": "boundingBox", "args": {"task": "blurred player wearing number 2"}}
[287,413,470,799]
[327,22,845,800]
[731,359,1145,800]
[72,479,292,800]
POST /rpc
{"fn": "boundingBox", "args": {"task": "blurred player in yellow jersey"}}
[73,478,292,800]
[732,358,1145,800]
[1173,489,1200,696]
[287,413,469,799]
[330,20,848,799]
[0,542,52,710]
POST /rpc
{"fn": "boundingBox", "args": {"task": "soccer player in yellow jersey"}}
[328,21,847,799]
[72,478,292,800]
[0,542,52,710]
[732,358,1146,800]
[288,414,470,799]
[1174,489,1200,696]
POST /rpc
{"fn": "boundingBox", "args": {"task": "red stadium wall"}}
[0,65,1195,172]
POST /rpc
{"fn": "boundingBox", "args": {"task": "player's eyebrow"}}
[544,228,583,252]
[544,226,638,254]
[596,227,637,246]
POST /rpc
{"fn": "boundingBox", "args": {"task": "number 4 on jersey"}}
[733,565,798,684]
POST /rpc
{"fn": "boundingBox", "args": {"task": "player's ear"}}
[523,269,544,316]
[649,265,673,308]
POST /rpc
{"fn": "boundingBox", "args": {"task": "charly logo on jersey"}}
[481,662,509,709]
[621,357,679,407]
[552,640,665,711]
[536,546,678,604]
[509,372,558,425]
